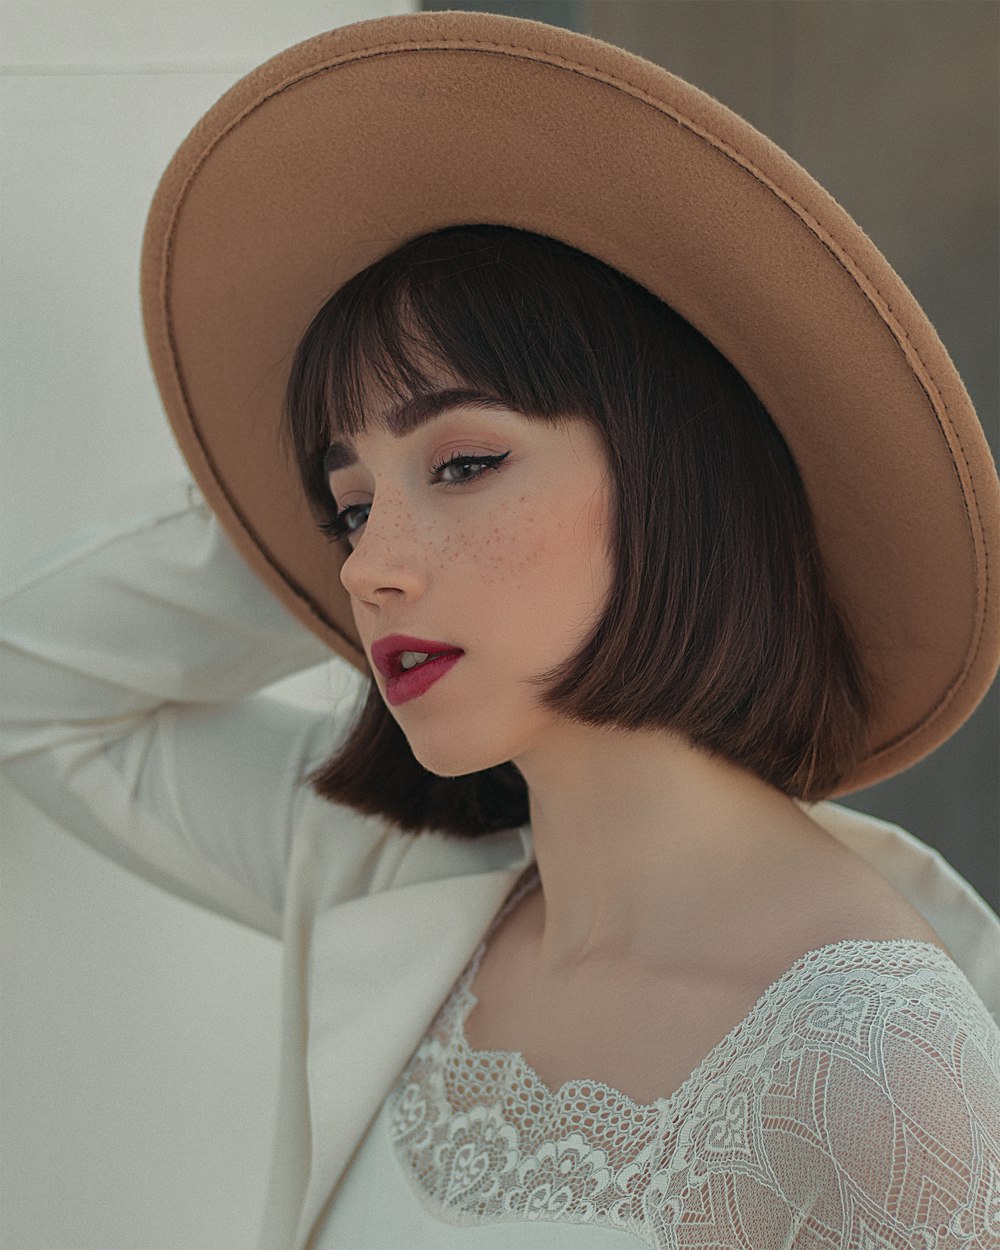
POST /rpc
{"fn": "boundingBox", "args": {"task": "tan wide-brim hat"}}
[140,9,998,795]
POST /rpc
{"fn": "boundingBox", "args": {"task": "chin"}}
[409,746,504,779]
[405,728,519,779]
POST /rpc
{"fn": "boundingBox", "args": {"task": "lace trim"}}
[387,865,1000,1246]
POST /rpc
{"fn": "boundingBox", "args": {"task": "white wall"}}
[0,5,411,1248]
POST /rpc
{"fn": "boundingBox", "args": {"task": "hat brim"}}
[140,9,999,794]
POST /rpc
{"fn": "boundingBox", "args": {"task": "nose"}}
[337,497,427,604]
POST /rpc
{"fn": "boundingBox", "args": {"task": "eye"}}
[427,452,507,485]
[318,451,511,545]
[316,504,367,544]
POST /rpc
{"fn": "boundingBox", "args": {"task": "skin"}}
[328,397,865,982]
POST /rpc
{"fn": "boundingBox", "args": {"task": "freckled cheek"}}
[427,499,528,576]
[477,497,550,578]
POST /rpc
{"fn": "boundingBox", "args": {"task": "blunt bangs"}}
[284,224,620,526]
[281,224,876,837]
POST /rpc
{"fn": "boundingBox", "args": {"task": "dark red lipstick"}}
[370,634,464,707]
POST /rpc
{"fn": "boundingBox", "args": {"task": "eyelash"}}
[318,451,511,544]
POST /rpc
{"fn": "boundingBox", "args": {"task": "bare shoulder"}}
[743,835,953,983]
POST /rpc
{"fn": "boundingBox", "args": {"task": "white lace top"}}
[316,864,1000,1249]
[5,492,999,1250]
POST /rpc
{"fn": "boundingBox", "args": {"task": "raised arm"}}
[1,481,364,938]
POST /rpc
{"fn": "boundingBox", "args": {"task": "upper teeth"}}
[399,651,433,671]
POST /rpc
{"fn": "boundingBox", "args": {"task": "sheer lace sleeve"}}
[788,953,998,1247]
[645,943,1000,1249]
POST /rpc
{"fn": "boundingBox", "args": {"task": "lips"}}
[370,634,464,679]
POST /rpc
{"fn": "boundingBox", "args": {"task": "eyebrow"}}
[323,389,513,473]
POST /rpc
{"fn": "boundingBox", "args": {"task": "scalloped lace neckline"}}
[385,882,985,1248]
[448,861,957,1116]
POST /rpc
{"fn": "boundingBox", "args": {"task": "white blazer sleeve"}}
[0,481,362,939]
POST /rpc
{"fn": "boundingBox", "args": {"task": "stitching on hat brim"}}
[157,33,991,768]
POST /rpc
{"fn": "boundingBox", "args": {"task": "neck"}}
[511,723,831,976]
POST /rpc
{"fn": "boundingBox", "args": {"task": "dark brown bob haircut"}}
[282,223,876,838]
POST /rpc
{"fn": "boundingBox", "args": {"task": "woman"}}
[3,10,999,1249]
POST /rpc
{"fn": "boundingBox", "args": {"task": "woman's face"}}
[326,397,614,776]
